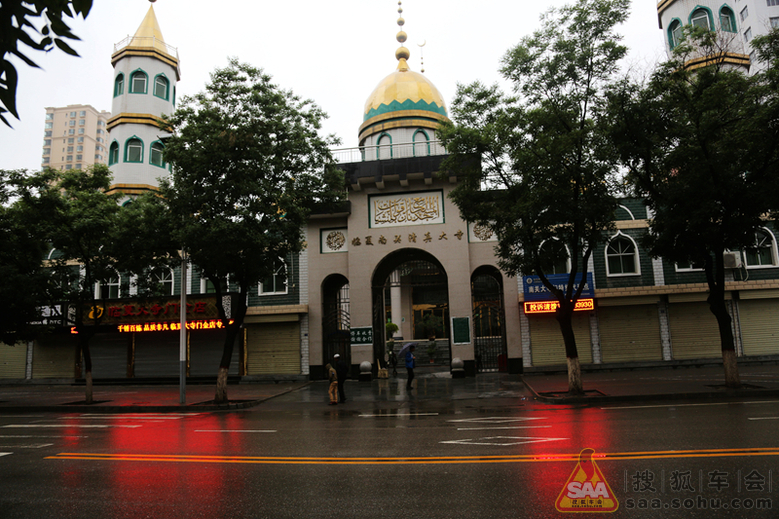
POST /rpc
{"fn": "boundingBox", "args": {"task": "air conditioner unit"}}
[723,252,742,269]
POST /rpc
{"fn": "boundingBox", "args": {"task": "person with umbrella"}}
[399,343,416,391]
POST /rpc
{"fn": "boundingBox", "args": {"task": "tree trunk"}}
[214,323,242,404]
[707,293,741,389]
[556,305,584,395]
[567,356,583,395]
[214,366,230,404]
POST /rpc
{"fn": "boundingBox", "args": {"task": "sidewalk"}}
[2,363,779,413]
[522,363,779,403]
[0,381,310,413]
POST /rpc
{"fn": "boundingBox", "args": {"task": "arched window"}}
[114,73,124,97]
[153,74,169,100]
[97,274,121,299]
[260,259,288,295]
[539,239,570,275]
[125,137,143,163]
[606,234,639,276]
[720,6,737,32]
[377,133,392,160]
[413,129,430,157]
[668,19,684,49]
[108,141,119,165]
[690,7,713,30]
[129,70,148,94]
[745,229,777,267]
[150,141,165,167]
[155,269,174,295]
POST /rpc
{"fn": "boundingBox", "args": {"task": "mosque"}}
[2,1,778,382]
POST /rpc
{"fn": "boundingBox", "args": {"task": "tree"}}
[606,30,779,388]
[161,59,343,404]
[1,0,93,127]
[439,0,628,394]
[0,169,54,344]
[40,164,121,403]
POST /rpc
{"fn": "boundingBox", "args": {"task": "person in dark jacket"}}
[405,345,416,390]
[335,353,348,403]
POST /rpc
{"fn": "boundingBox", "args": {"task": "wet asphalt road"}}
[1,376,779,518]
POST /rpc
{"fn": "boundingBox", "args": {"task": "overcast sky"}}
[1,0,667,171]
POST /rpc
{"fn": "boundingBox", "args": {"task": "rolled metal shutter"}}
[739,299,779,357]
[89,333,130,379]
[599,305,662,363]
[246,322,301,375]
[0,342,28,379]
[529,313,593,367]
[33,336,75,379]
[668,303,721,360]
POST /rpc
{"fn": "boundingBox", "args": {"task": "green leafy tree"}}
[1,0,93,126]
[439,0,628,394]
[41,164,121,403]
[606,30,779,388]
[161,59,343,404]
[0,169,55,344]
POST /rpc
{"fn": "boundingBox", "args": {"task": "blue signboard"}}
[523,273,594,301]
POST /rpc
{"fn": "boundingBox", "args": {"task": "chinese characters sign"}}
[523,273,594,301]
[350,327,373,345]
[87,296,225,325]
[524,299,594,314]
[370,191,444,228]
[117,319,234,333]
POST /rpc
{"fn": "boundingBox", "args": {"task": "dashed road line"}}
[2,424,142,429]
[195,430,277,433]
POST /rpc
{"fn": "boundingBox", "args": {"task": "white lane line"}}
[74,414,199,419]
[448,417,547,424]
[195,430,277,433]
[0,443,53,449]
[358,413,439,417]
[58,417,168,421]
[603,401,779,410]
[440,436,568,447]
[0,435,89,439]
[0,453,11,457]
[2,424,141,429]
[748,417,779,421]
[456,425,552,431]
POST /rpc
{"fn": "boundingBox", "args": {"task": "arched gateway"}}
[370,249,451,369]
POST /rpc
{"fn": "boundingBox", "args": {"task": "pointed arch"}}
[413,129,430,157]
[114,73,124,97]
[377,132,393,160]
[153,73,170,100]
[605,231,640,276]
[124,136,143,163]
[129,68,148,94]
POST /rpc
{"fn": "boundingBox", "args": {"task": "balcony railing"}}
[113,36,179,60]
[330,140,448,164]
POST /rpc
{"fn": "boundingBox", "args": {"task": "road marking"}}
[78,413,200,417]
[0,435,89,439]
[46,447,779,466]
[195,430,277,433]
[358,413,439,417]
[456,425,552,431]
[440,436,567,446]
[448,417,546,424]
[748,417,779,421]
[0,453,11,457]
[0,443,53,449]
[603,400,779,410]
[2,424,142,429]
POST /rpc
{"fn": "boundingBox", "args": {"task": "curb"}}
[0,382,312,414]
[522,375,779,404]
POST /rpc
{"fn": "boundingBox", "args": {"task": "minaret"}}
[106,0,180,198]
[360,1,449,160]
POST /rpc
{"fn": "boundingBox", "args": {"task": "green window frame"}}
[129,70,148,94]
[720,6,737,32]
[745,229,776,267]
[108,141,119,165]
[153,74,169,100]
[413,129,430,157]
[377,133,393,160]
[125,137,143,163]
[690,7,714,30]
[259,260,288,295]
[114,74,124,97]
[150,141,165,168]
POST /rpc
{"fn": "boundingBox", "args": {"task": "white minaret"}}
[107,0,180,198]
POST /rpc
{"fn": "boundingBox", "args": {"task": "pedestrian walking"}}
[326,363,338,405]
[405,344,416,390]
[335,353,348,403]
